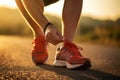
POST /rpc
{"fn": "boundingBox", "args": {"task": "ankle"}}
[33,31,44,38]
[63,40,74,47]
[64,39,74,43]
[34,34,44,38]
[33,35,45,41]
[33,28,44,38]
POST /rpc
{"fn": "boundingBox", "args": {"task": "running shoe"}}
[53,41,91,69]
[31,36,48,65]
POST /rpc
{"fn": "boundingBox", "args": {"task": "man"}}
[15,0,91,69]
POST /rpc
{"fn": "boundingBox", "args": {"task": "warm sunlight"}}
[45,0,120,20]
[0,0,120,20]
[0,0,17,8]
[45,0,63,15]
[82,0,120,20]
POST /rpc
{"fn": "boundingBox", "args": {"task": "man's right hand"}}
[45,24,63,45]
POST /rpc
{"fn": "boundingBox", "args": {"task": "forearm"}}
[22,0,49,29]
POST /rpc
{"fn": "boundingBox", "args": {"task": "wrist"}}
[44,22,52,33]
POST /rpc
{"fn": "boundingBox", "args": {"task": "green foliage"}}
[0,7,120,47]
[0,7,32,36]
[75,17,120,46]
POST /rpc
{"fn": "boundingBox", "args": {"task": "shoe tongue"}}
[64,41,77,48]
[64,41,80,55]
[32,36,47,52]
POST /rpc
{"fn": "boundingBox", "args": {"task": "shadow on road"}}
[39,64,120,80]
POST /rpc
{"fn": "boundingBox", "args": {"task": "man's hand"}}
[45,24,63,45]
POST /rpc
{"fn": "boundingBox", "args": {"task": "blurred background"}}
[0,0,120,79]
[0,0,120,47]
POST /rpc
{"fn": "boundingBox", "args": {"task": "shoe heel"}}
[53,60,66,66]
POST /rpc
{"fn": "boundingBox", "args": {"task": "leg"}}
[21,0,49,29]
[62,0,83,41]
[15,0,48,64]
[15,0,44,38]
[53,0,91,69]
[21,0,63,45]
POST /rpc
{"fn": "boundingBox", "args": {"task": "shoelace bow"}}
[65,42,83,56]
[65,41,83,51]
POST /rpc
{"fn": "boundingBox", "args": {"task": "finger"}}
[47,38,55,45]
[55,34,63,43]
[51,32,62,44]
[46,34,54,44]
[56,32,64,41]
[47,34,58,45]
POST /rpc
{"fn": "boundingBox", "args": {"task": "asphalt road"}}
[0,36,120,80]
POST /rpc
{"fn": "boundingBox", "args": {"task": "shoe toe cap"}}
[68,56,90,64]
[32,53,48,65]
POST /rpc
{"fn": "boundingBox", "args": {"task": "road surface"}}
[0,36,120,80]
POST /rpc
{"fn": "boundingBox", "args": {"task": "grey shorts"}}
[44,0,59,6]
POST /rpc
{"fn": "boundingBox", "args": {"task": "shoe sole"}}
[53,60,91,69]
[75,60,91,70]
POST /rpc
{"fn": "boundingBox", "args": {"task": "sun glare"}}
[0,0,119,20]
[0,0,17,8]
[82,0,120,20]
[45,0,120,20]
[45,0,63,15]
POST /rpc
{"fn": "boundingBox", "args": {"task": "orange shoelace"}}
[64,41,83,56]
[32,37,47,53]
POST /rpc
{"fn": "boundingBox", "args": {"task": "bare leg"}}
[62,0,83,41]
[53,0,91,69]
[15,0,44,38]
[20,0,63,45]
[21,0,49,29]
